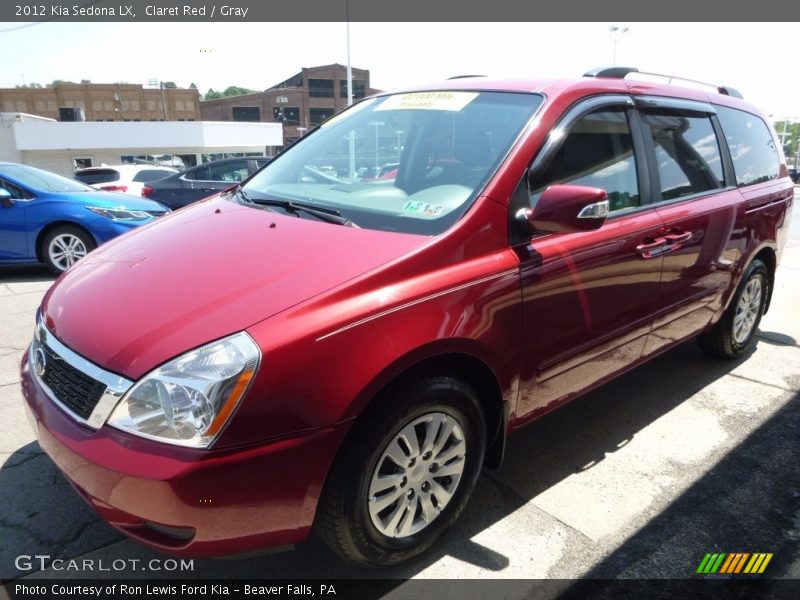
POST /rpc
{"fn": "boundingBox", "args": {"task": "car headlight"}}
[85,206,151,221]
[107,333,260,448]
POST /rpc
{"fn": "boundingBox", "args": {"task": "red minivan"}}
[21,68,794,566]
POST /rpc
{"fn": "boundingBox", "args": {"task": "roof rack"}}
[447,75,486,80]
[583,66,743,99]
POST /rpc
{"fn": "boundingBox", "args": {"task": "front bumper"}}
[20,350,348,557]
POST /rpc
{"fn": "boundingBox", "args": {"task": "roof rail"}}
[583,66,743,99]
[447,74,486,80]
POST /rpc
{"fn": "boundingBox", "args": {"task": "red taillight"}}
[142,185,154,198]
[100,185,128,193]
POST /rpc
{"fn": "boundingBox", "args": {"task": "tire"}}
[42,226,96,274]
[315,375,486,567]
[698,259,768,358]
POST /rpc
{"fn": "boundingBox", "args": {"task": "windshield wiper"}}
[237,188,356,227]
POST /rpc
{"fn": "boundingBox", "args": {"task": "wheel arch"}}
[35,221,98,262]
[751,246,776,315]
[345,345,508,470]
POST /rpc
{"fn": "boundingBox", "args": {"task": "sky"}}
[0,21,798,121]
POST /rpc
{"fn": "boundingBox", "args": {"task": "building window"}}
[308,79,334,98]
[309,108,335,126]
[73,157,93,169]
[340,80,366,99]
[273,106,300,125]
[232,106,261,121]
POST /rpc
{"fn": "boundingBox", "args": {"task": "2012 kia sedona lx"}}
[21,68,794,566]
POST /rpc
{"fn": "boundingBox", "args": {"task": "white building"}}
[0,113,283,176]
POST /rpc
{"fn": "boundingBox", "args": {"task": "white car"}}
[74,164,178,197]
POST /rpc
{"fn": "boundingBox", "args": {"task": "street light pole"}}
[346,0,356,180]
[609,25,629,66]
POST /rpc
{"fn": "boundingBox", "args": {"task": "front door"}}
[513,102,665,420]
[0,178,32,261]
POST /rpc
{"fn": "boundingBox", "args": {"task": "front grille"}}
[40,344,107,420]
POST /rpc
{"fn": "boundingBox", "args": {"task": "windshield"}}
[241,91,542,234]
[2,164,95,193]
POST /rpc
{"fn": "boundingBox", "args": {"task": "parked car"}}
[21,68,794,566]
[74,164,178,196]
[0,162,169,273]
[789,167,799,184]
[141,157,271,209]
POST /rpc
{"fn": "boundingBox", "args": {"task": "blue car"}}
[0,162,169,273]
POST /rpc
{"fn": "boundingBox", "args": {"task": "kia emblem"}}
[33,347,47,378]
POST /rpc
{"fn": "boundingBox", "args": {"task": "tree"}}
[204,88,223,100]
[189,83,198,89]
[161,81,178,89]
[774,120,800,163]
[222,85,257,97]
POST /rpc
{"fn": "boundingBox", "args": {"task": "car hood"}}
[60,190,167,211]
[41,197,429,380]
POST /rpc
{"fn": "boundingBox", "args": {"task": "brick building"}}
[199,64,378,149]
[0,83,201,122]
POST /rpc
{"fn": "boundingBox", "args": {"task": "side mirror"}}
[517,184,609,233]
[0,188,14,208]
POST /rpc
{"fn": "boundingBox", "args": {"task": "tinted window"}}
[74,169,120,184]
[533,109,640,212]
[186,166,210,181]
[207,160,249,182]
[715,106,780,187]
[643,111,724,201]
[132,170,172,183]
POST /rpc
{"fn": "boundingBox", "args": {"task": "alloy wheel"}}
[48,233,88,271]
[733,278,762,344]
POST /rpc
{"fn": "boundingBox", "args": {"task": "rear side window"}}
[207,160,249,182]
[132,169,172,183]
[532,109,640,212]
[186,166,209,181]
[642,111,724,201]
[74,169,120,185]
[715,106,780,187]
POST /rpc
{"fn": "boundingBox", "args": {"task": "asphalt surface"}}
[1,193,798,595]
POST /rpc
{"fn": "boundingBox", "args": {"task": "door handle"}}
[636,237,667,258]
[663,231,692,244]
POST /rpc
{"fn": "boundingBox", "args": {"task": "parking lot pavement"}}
[1,195,799,592]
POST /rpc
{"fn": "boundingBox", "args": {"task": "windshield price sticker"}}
[377,92,479,112]
[403,201,445,216]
